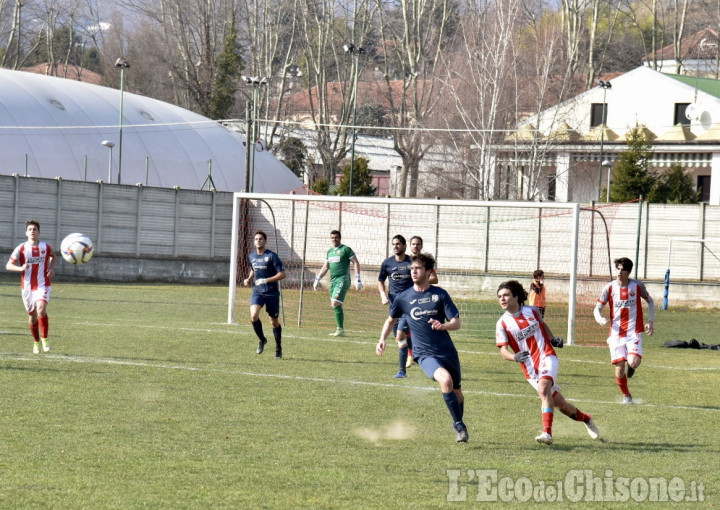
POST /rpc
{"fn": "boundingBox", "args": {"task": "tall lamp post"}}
[114,58,130,185]
[603,160,613,202]
[596,79,612,200]
[102,140,115,182]
[242,75,267,192]
[343,43,365,196]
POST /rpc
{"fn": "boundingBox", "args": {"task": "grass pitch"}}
[1,277,718,508]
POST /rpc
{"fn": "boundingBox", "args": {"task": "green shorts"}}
[330,277,350,304]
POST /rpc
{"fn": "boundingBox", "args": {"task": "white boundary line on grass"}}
[22,317,720,373]
[3,352,719,413]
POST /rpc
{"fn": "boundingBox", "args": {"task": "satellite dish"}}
[700,110,713,127]
[686,103,701,121]
[255,139,267,152]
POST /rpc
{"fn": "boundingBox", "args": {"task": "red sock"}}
[38,316,49,339]
[29,322,40,341]
[573,409,591,423]
[616,375,630,397]
[542,411,554,435]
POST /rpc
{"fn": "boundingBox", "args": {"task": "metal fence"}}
[0,174,233,260]
[1,174,719,287]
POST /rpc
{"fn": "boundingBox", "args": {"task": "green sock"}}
[334,306,344,328]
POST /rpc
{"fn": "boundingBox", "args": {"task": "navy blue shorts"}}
[418,352,462,389]
[250,293,280,318]
[393,315,411,336]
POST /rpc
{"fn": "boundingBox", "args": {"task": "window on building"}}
[590,103,608,127]
[698,175,711,202]
[674,103,691,125]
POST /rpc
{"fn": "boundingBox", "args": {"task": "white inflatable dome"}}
[0,68,302,192]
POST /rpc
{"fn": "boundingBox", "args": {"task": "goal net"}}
[228,193,613,346]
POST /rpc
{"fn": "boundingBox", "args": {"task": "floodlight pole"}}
[242,76,267,192]
[604,160,613,202]
[115,58,130,185]
[102,140,115,183]
[245,100,252,192]
[597,80,612,201]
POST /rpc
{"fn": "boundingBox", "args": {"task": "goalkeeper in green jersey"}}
[313,230,362,337]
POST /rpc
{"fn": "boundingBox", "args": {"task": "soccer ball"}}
[61,233,94,265]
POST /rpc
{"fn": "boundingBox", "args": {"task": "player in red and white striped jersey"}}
[6,220,56,354]
[496,280,599,445]
[594,257,655,404]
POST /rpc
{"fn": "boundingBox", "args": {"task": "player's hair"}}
[614,257,633,272]
[410,236,423,246]
[254,230,267,240]
[25,219,40,231]
[392,234,406,246]
[411,252,435,271]
[330,229,341,239]
[497,280,528,306]
[533,269,544,279]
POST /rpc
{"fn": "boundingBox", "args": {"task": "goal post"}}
[661,237,720,310]
[228,193,611,346]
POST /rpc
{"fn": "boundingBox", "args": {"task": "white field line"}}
[54,317,720,372]
[2,352,719,413]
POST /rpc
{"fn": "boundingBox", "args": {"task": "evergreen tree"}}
[356,103,389,137]
[311,177,329,195]
[81,46,102,73]
[277,137,307,178]
[648,164,701,203]
[209,20,243,120]
[336,157,376,196]
[26,26,83,67]
[609,126,656,202]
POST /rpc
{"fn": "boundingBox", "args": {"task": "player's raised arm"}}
[376,316,397,356]
[643,287,655,335]
[351,255,362,290]
[243,269,255,287]
[428,316,460,331]
[377,280,389,305]
[314,260,329,290]
[593,302,607,326]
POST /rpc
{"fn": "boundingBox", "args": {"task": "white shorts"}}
[526,355,561,395]
[608,334,643,364]
[21,286,51,313]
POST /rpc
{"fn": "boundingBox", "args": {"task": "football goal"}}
[228,193,613,346]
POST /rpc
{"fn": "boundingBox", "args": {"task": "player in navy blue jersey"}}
[376,252,468,442]
[404,236,437,368]
[377,235,413,378]
[243,230,286,358]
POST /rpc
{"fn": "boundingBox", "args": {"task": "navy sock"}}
[443,392,464,429]
[273,326,282,347]
[252,320,266,341]
[398,346,409,370]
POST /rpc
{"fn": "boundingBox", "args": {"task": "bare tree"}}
[376,0,456,197]
[672,0,694,73]
[439,0,524,199]
[237,0,301,146]
[561,0,590,79]
[116,0,240,115]
[2,0,33,69]
[296,0,375,185]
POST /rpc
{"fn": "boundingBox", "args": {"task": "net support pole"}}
[297,200,311,327]
[227,193,241,324]
[567,202,580,346]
